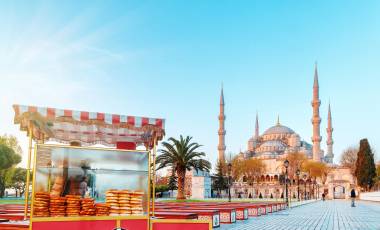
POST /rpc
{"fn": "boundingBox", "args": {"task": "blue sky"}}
[0,0,379,168]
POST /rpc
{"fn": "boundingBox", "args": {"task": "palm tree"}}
[156,135,211,200]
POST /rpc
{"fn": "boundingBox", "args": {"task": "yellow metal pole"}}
[24,124,33,219]
[29,143,38,230]
[152,137,157,217]
[147,144,152,230]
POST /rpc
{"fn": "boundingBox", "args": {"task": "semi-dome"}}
[263,124,295,135]
[261,151,277,157]
[259,140,286,148]
[256,140,287,153]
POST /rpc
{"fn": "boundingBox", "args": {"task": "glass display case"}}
[31,144,149,219]
[12,105,210,230]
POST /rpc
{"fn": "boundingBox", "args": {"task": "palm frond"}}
[157,135,211,173]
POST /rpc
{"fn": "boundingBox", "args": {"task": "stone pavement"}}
[221,200,380,230]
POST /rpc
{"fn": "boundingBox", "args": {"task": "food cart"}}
[13,104,211,230]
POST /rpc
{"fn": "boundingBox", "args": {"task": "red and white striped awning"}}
[13,104,165,148]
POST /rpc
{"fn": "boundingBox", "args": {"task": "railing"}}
[156,197,319,203]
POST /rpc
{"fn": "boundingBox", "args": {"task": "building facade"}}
[184,169,212,199]
[217,64,356,200]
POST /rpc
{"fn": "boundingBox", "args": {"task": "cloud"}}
[0,4,136,167]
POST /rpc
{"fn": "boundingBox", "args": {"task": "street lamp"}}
[283,159,289,206]
[316,182,319,199]
[308,178,311,200]
[296,169,300,201]
[228,161,232,202]
[314,180,317,200]
[317,184,320,199]
[303,174,307,200]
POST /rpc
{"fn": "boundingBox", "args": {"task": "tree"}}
[0,144,21,170]
[287,152,308,179]
[155,185,169,194]
[241,158,266,184]
[374,164,380,190]
[0,135,23,156]
[156,136,211,200]
[340,146,358,174]
[302,160,329,183]
[231,156,245,181]
[230,156,265,184]
[355,139,376,191]
[155,174,169,186]
[167,167,178,196]
[213,160,228,195]
[0,141,22,197]
[6,168,27,197]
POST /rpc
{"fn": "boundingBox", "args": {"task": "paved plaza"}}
[221,200,380,230]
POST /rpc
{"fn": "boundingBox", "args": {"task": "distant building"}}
[217,64,356,200]
[184,169,212,199]
[246,116,313,160]
[325,166,356,199]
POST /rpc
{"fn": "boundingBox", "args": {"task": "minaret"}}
[254,112,259,138]
[311,63,322,162]
[248,112,259,152]
[218,86,226,163]
[325,103,334,163]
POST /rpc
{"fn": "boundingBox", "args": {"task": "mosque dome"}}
[246,115,312,158]
[263,124,295,136]
[256,140,287,153]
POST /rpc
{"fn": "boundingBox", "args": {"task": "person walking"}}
[79,176,88,198]
[322,193,325,201]
[350,188,356,207]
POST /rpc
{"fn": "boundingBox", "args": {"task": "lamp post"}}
[284,159,289,206]
[317,183,320,199]
[228,161,232,202]
[308,179,311,200]
[316,183,319,199]
[296,169,300,201]
[303,174,307,200]
[314,180,317,200]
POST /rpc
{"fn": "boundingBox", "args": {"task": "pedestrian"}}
[350,188,356,207]
[79,176,88,198]
[322,193,325,201]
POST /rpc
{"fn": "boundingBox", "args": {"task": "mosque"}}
[246,116,314,161]
[217,65,356,200]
